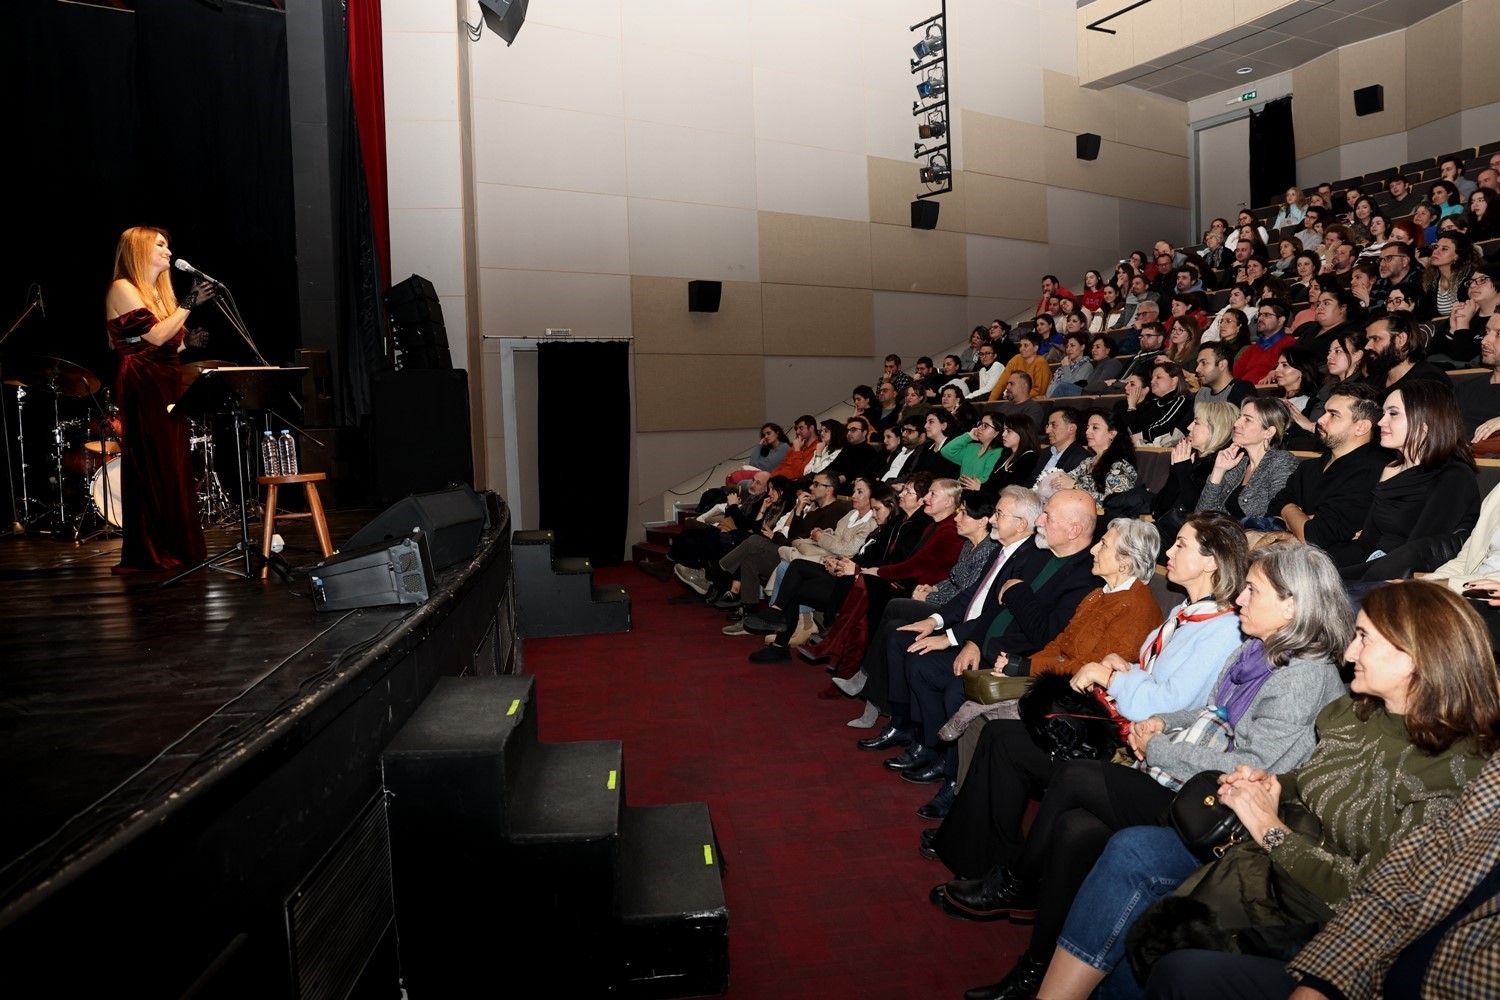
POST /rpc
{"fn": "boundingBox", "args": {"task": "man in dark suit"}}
[1029,409,1088,490]
[884,490,1101,817]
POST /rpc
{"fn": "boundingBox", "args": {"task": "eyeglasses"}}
[1386,295,1409,306]
[811,481,833,489]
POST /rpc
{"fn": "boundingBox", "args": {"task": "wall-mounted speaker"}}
[1076,133,1101,161]
[477,0,528,44]
[311,530,434,611]
[688,280,722,312]
[1354,84,1384,117]
[910,200,940,230]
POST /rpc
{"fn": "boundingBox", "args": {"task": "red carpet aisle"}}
[523,566,1028,999]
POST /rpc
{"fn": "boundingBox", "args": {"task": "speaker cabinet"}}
[344,484,488,570]
[1076,133,1101,161]
[310,530,434,611]
[370,370,473,504]
[478,0,527,44]
[910,200,940,230]
[1354,84,1384,117]
[687,280,722,313]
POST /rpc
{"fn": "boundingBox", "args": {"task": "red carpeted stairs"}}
[521,565,1032,999]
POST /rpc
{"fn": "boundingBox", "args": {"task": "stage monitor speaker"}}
[910,200,940,230]
[687,280,722,313]
[370,370,473,504]
[478,0,528,45]
[311,530,434,611]
[345,484,488,570]
[1354,84,1384,117]
[1076,133,1101,161]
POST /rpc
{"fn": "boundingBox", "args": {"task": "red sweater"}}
[770,440,818,479]
[875,515,962,585]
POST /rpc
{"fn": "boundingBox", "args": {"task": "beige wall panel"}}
[758,213,872,289]
[1337,33,1406,144]
[1405,5,1460,131]
[961,112,1048,184]
[1111,88,1189,158]
[1128,2,1185,72]
[479,268,633,340]
[871,290,972,363]
[634,428,757,506]
[1039,130,1188,209]
[631,277,763,355]
[964,173,1050,242]
[763,356,882,426]
[1046,186,1122,253]
[867,156,969,234]
[1292,51,1342,157]
[949,3,1045,124]
[1462,1,1500,111]
[635,354,766,432]
[965,234,1051,302]
[760,284,875,357]
[869,224,967,296]
[1043,70,1120,143]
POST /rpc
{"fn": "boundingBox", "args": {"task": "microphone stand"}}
[0,292,41,536]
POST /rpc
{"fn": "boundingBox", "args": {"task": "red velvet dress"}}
[108,308,206,572]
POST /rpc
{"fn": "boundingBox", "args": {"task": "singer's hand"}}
[185,327,210,349]
[181,280,217,311]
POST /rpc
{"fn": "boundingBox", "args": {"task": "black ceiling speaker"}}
[1076,133,1101,161]
[1354,84,1384,117]
[910,200,940,230]
[478,0,529,45]
[688,280,722,313]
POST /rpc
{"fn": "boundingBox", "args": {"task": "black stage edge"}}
[0,506,517,996]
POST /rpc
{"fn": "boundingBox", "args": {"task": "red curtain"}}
[347,0,390,288]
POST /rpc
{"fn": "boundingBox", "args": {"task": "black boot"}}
[963,951,1049,1000]
[943,864,1038,921]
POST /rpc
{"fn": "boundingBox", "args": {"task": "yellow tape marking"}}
[607,770,617,790]
[703,844,714,865]
[507,699,519,716]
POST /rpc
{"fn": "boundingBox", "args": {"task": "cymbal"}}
[181,359,234,386]
[85,440,122,455]
[3,356,101,397]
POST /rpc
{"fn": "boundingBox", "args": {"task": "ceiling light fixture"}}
[1236,66,1253,75]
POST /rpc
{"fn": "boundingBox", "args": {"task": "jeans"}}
[1048,381,1086,397]
[1056,826,1200,992]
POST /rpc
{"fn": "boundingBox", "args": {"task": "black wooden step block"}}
[612,802,729,998]
[507,740,624,845]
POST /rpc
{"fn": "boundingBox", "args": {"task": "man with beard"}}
[1233,301,1294,384]
[1271,382,1387,547]
[1363,312,1453,393]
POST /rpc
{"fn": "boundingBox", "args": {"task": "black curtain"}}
[0,0,297,522]
[1249,96,1296,211]
[536,341,630,564]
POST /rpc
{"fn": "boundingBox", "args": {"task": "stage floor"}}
[0,509,443,909]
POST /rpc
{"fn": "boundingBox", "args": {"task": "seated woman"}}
[708,471,850,614]
[850,384,876,424]
[898,382,931,426]
[1330,379,1480,581]
[1151,402,1237,550]
[1207,306,1249,365]
[773,476,879,569]
[1194,397,1298,525]
[909,409,962,479]
[804,419,845,476]
[1047,332,1094,397]
[750,489,994,664]
[1042,407,1138,509]
[1087,335,1124,384]
[1042,579,1500,1000]
[941,412,1007,486]
[1125,359,1192,447]
[669,474,786,586]
[725,423,790,485]
[1268,345,1324,449]
[954,544,1353,1000]
[980,414,1041,496]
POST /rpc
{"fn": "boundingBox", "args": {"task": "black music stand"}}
[163,366,308,586]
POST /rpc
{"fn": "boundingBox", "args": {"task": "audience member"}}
[968,343,1004,400]
[988,330,1051,400]
[1233,301,1294,384]
[1192,341,1254,407]
[1031,408,1088,489]
[1151,402,1237,548]
[980,415,1042,497]
[1461,312,1500,445]
[1125,360,1192,446]
[1363,312,1453,392]
[1048,332,1094,397]
[1043,408,1139,508]
[1272,381,1387,548]
[1422,231,1480,319]
[942,412,1008,486]
[1443,260,1498,365]
[1195,397,1298,522]
[911,409,962,478]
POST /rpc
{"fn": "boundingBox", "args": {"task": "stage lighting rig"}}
[910,5,950,201]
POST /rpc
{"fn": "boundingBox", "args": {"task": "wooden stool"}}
[257,473,334,579]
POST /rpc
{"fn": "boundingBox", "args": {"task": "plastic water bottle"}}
[261,430,281,476]
[277,430,299,476]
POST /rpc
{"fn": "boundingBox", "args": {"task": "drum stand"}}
[194,422,238,527]
[75,415,122,544]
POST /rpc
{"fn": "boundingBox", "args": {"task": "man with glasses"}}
[826,416,883,486]
[1371,242,1425,315]
[883,419,924,481]
[873,378,902,432]
[967,345,1004,400]
[1233,301,1293,384]
[1444,262,1498,366]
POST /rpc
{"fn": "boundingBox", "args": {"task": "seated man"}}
[1271,382,1386,548]
[1460,311,1500,445]
[757,414,818,486]
[995,371,1046,428]
[1029,408,1089,489]
[1364,312,1453,393]
[1233,301,1294,385]
[883,490,1100,816]
[990,330,1052,400]
[880,354,912,396]
[1193,341,1255,407]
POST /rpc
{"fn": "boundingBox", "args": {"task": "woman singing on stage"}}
[104,226,212,573]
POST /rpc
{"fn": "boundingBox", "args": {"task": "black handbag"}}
[1168,770,1246,862]
[1017,672,1122,763]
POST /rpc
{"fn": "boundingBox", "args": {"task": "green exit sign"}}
[1241,89,1258,102]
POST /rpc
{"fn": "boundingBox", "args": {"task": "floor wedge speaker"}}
[344,484,488,570]
[311,530,434,611]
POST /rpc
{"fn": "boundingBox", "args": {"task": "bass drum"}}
[89,455,123,528]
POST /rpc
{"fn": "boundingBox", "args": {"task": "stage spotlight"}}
[918,114,947,140]
[919,154,951,185]
[912,25,944,59]
[915,69,945,100]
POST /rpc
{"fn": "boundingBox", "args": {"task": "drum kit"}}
[4,355,241,540]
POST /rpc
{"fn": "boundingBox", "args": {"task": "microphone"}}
[35,285,44,319]
[174,258,222,285]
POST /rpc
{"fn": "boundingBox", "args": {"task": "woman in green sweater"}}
[1021,580,1500,1000]
[940,411,1006,486]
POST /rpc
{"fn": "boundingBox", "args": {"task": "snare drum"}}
[89,456,123,528]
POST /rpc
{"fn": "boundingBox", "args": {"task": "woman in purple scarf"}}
[951,544,1352,1000]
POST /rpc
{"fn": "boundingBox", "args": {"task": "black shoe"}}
[901,760,947,784]
[743,608,787,633]
[928,882,948,906]
[748,644,790,663]
[712,593,742,610]
[797,644,832,665]
[916,780,957,818]
[920,828,938,850]
[857,725,914,751]
[882,744,935,771]
[963,953,1049,1000]
[723,606,746,622]
[943,866,1038,921]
